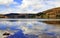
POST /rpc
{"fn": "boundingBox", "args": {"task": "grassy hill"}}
[36,7,60,19]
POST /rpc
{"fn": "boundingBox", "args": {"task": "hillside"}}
[0,7,60,19]
[37,7,60,19]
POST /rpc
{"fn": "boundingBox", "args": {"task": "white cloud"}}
[0,0,44,14]
[0,0,13,4]
[0,0,60,14]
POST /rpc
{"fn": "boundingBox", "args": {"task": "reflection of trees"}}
[43,21,60,25]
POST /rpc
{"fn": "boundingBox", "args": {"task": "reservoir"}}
[0,20,60,38]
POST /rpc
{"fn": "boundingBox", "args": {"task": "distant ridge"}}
[0,7,60,19]
[3,13,36,18]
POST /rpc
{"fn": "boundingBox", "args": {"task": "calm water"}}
[0,21,60,38]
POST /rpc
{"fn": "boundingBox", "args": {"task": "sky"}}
[0,0,60,14]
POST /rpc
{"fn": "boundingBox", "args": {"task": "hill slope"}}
[37,7,60,19]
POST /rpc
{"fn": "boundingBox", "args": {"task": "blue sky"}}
[0,0,60,14]
[14,0,23,4]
